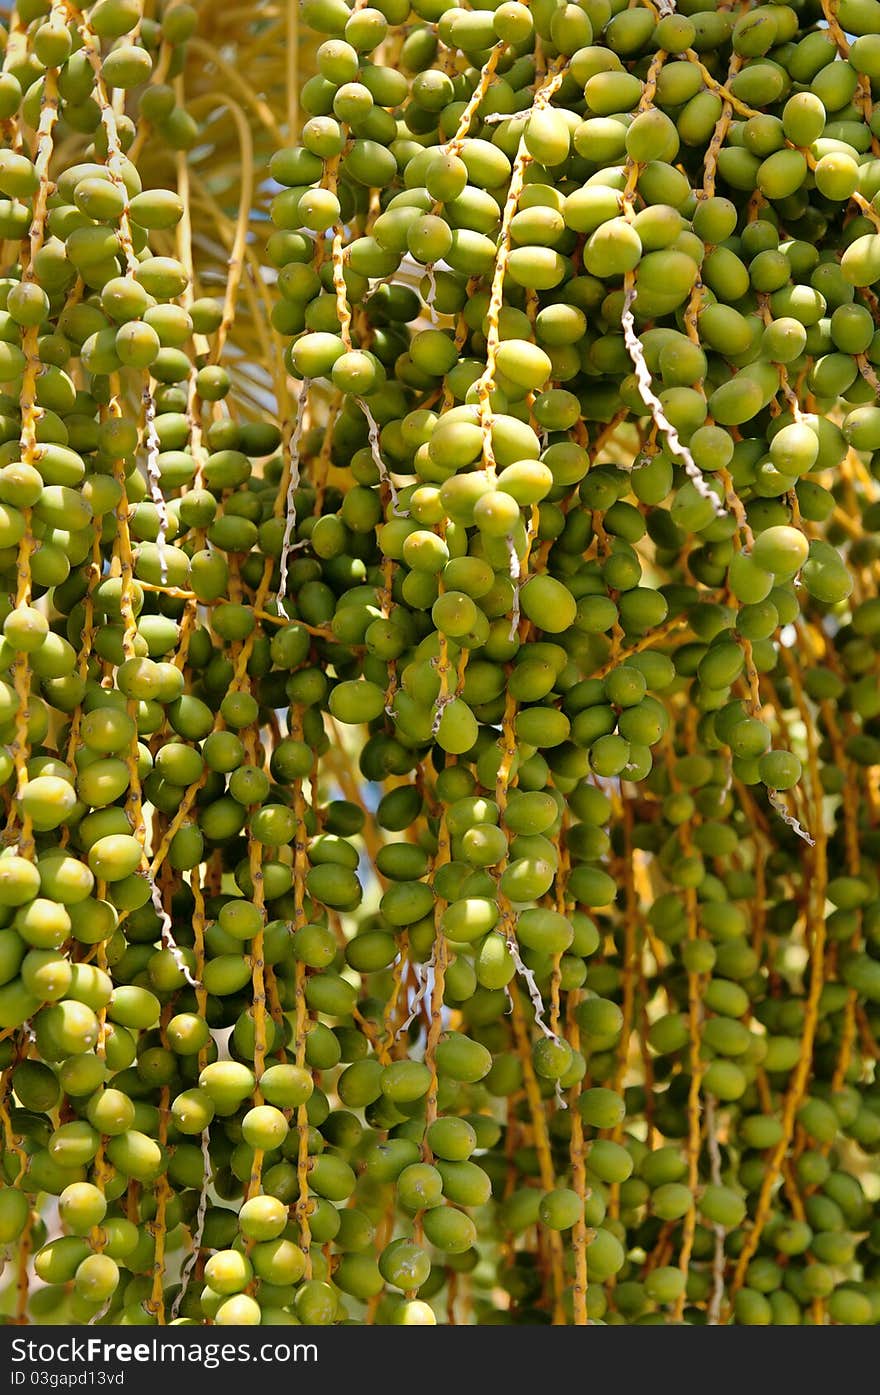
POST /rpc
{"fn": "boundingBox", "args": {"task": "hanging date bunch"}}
[0,0,879,1328]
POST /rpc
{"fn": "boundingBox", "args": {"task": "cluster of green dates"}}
[0,0,879,1330]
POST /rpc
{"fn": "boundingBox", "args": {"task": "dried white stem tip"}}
[767,788,815,846]
[506,535,522,640]
[424,262,438,322]
[704,1095,727,1326]
[359,396,406,517]
[396,952,434,1038]
[621,284,725,520]
[508,934,558,1042]
[143,387,169,585]
[170,1126,213,1321]
[278,376,311,619]
[151,879,201,989]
